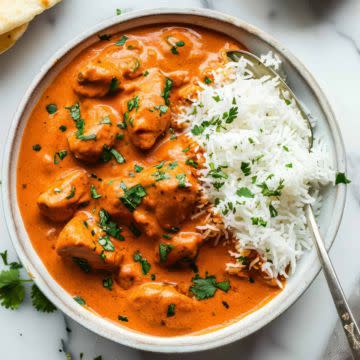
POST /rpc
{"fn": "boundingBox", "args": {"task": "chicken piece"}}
[128,283,198,329]
[37,169,90,222]
[159,28,205,63]
[165,70,189,88]
[56,211,123,271]
[117,263,143,289]
[177,82,201,102]
[156,232,203,267]
[121,69,171,150]
[74,41,144,97]
[100,160,199,238]
[67,103,120,163]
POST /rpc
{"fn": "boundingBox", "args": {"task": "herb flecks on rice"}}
[177,57,334,282]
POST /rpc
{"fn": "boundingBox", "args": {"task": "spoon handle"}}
[306,205,360,358]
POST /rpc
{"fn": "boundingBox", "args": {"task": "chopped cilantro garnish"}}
[59,125,67,132]
[98,34,111,41]
[283,145,289,152]
[66,186,76,200]
[98,209,124,240]
[110,148,125,164]
[54,150,67,164]
[74,296,86,305]
[269,204,278,217]
[191,124,205,136]
[176,173,187,188]
[162,78,173,106]
[335,172,351,185]
[98,236,115,251]
[46,104,57,114]
[167,303,176,317]
[127,96,139,112]
[72,257,91,273]
[152,170,169,182]
[204,76,212,84]
[133,251,151,275]
[32,144,41,152]
[78,134,96,141]
[186,159,198,169]
[134,164,143,173]
[102,277,113,291]
[237,256,250,266]
[129,223,142,237]
[236,187,254,198]
[143,70,149,76]
[168,161,178,169]
[241,162,251,176]
[285,163,293,168]
[90,185,102,199]
[251,217,267,227]
[120,184,147,212]
[190,274,230,300]
[223,106,238,124]
[116,35,128,46]
[118,315,128,322]
[154,160,165,169]
[109,77,119,92]
[159,243,174,263]
[171,46,179,55]
[101,146,125,164]
[116,8,122,15]
[257,179,285,197]
[212,95,221,102]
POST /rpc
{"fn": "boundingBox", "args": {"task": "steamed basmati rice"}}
[176,57,334,280]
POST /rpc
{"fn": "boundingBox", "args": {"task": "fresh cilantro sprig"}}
[190,273,230,300]
[31,284,57,313]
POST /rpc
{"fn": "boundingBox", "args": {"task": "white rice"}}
[177,58,334,279]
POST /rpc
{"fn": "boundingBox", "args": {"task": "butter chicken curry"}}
[17,25,279,336]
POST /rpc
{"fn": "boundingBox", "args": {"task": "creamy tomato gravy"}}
[17,25,280,336]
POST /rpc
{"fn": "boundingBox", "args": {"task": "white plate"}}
[2,8,346,353]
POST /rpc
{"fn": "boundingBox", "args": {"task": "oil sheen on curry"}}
[17,25,280,336]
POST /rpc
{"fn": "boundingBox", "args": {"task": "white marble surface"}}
[0,0,359,359]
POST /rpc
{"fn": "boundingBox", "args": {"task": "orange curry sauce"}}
[17,25,280,336]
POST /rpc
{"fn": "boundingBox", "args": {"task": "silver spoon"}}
[227,50,360,358]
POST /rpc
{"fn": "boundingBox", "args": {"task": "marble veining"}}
[0,0,359,359]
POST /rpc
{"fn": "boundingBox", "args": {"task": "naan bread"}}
[0,0,62,35]
[0,22,28,54]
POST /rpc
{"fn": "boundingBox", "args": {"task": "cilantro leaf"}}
[335,172,351,185]
[241,162,251,176]
[159,243,174,263]
[162,78,173,106]
[0,269,30,310]
[133,251,151,275]
[90,185,102,199]
[236,187,254,198]
[190,274,231,300]
[98,208,124,240]
[115,35,128,46]
[120,184,147,212]
[72,257,92,273]
[31,284,56,313]
[167,303,176,317]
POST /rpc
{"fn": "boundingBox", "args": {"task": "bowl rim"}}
[2,7,347,353]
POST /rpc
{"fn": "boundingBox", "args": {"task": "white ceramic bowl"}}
[2,8,346,353]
